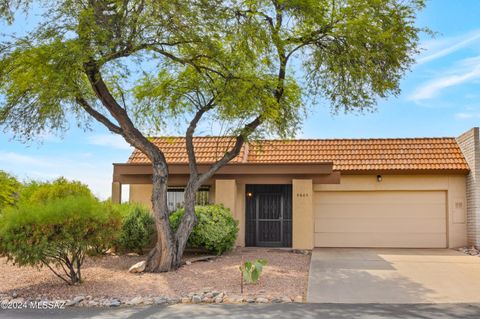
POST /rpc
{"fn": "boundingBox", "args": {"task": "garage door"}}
[314,191,447,248]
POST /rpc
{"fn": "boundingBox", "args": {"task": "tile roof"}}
[127,136,469,173]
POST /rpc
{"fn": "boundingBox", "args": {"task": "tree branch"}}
[83,60,167,166]
[75,97,123,135]
[185,99,216,179]
[197,116,262,186]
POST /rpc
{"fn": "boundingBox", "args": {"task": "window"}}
[167,186,210,212]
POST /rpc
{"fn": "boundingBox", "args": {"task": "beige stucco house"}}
[112,128,480,250]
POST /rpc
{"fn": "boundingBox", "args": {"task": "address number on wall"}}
[296,193,309,197]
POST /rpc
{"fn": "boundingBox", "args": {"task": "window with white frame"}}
[167,186,210,212]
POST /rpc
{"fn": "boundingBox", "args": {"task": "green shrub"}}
[115,203,155,254]
[170,204,238,255]
[0,195,121,285]
[0,171,20,213]
[20,177,92,204]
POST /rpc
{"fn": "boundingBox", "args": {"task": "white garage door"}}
[314,191,447,248]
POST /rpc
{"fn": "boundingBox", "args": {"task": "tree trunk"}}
[144,161,178,272]
[173,185,198,264]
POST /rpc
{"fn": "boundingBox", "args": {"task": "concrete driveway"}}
[307,248,480,304]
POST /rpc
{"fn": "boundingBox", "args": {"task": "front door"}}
[245,184,292,247]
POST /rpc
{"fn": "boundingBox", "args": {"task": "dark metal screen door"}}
[245,185,292,247]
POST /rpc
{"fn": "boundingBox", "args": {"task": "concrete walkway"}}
[307,248,480,303]
[2,303,480,319]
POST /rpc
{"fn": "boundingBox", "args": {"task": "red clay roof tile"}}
[127,136,469,172]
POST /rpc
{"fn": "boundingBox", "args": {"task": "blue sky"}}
[1,0,480,199]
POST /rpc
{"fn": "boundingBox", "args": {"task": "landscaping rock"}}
[127,296,143,305]
[204,292,214,298]
[281,296,292,303]
[154,297,167,305]
[192,295,202,304]
[293,295,303,303]
[12,292,18,298]
[246,298,255,303]
[181,297,191,304]
[66,295,85,306]
[107,299,121,307]
[169,297,181,304]
[128,261,146,273]
[227,295,244,303]
[256,297,269,303]
[202,297,214,303]
[212,290,221,297]
[214,296,223,303]
[143,298,154,305]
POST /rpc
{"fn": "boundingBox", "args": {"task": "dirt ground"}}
[0,248,310,300]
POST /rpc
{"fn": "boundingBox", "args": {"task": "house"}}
[111,128,480,250]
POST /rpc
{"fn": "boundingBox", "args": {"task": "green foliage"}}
[20,177,93,204]
[115,203,155,254]
[0,195,121,285]
[0,0,425,141]
[0,171,20,213]
[170,205,239,255]
[240,259,268,284]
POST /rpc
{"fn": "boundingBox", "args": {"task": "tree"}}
[0,0,425,272]
[0,170,20,212]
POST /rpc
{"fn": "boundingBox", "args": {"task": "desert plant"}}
[0,171,20,213]
[20,177,92,204]
[170,205,238,255]
[240,259,268,285]
[116,203,155,254]
[0,195,121,285]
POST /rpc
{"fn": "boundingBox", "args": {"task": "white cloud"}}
[455,112,480,120]
[87,134,132,150]
[409,56,480,102]
[0,151,55,167]
[417,30,480,65]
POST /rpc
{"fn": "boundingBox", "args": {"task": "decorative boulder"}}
[128,261,146,273]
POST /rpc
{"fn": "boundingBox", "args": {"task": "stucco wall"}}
[129,174,467,249]
[129,184,153,209]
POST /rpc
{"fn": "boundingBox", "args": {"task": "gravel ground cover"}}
[0,248,310,306]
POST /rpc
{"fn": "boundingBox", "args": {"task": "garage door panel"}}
[315,217,446,233]
[314,191,447,248]
[314,232,447,248]
[314,191,446,205]
[315,203,445,219]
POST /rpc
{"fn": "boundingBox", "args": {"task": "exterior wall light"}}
[377,175,382,182]
[247,192,253,197]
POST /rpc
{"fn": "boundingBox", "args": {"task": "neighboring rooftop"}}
[127,136,470,173]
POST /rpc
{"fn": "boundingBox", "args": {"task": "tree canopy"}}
[0,0,425,142]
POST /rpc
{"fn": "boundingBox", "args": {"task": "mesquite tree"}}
[0,0,425,272]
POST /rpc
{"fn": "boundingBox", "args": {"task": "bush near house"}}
[115,203,155,254]
[170,205,239,255]
[0,195,121,285]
